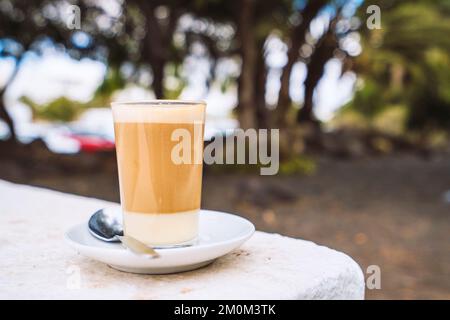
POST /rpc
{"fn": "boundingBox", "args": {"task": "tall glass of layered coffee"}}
[111,100,206,247]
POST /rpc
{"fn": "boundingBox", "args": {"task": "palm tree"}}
[348,0,450,130]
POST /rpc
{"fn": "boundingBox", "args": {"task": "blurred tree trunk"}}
[297,19,338,124]
[0,58,21,142]
[139,2,181,99]
[236,0,257,130]
[255,41,268,129]
[276,0,328,127]
[151,62,165,99]
[0,89,16,142]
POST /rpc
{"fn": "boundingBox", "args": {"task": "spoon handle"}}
[117,235,160,258]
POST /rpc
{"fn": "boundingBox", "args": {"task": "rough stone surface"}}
[0,180,364,299]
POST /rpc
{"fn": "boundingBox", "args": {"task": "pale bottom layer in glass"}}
[123,209,199,246]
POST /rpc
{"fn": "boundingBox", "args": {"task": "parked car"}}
[66,131,115,153]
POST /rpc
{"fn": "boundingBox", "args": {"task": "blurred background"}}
[0,0,449,299]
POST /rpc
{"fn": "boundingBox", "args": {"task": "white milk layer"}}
[123,210,199,246]
[111,100,205,123]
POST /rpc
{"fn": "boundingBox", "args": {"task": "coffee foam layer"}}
[123,210,199,246]
[112,103,205,123]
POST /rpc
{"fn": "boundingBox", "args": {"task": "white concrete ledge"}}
[0,179,364,299]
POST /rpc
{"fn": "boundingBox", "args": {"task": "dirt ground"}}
[1,153,449,299]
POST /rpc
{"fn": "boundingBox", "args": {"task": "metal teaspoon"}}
[88,208,159,259]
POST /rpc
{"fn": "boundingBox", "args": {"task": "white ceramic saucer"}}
[65,209,255,274]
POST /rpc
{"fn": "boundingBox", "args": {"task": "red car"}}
[67,132,115,153]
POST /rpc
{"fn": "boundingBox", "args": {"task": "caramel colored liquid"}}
[114,122,204,214]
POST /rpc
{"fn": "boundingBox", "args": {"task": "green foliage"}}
[3,0,450,140]
[95,68,125,97]
[21,66,128,122]
[163,63,187,99]
[404,47,450,130]
[279,156,316,175]
[347,1,450,133]
[86,67,126,108]
[207,155,315,175]
[350,79,384,119]
[372,105,407,136]
[21,96,85,122]
[329,108,370,131]
[220,77,233,94]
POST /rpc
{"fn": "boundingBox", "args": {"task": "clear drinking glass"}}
[111,100,206,247]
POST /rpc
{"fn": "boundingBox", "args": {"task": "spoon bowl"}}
[88,208,159,258]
